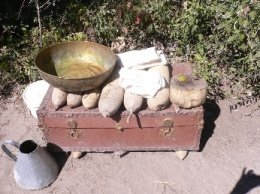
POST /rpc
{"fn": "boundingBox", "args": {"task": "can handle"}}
[1,140,20,161]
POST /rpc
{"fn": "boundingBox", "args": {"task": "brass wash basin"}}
[35,41,117,92]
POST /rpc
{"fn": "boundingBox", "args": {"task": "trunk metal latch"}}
[160,118,175,138]
[67,119,77,129]
[115,122,124,132]
[67,119,80,139]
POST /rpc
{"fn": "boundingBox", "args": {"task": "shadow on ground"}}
[46,143,70,173]
[230,168,260,194]
[200,99,221,151]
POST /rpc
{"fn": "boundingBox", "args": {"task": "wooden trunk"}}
[37,63,204,152]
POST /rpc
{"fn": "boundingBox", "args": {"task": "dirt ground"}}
[0,91,259,194]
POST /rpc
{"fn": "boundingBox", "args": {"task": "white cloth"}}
[118,68,166,98]
[22,80,50,118]
[117,47,167,70]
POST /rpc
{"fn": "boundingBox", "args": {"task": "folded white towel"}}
[118,68,166,98]
[118,47,167,70]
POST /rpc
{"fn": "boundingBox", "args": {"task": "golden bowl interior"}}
[35,41,117,92]
[35,41,116,79]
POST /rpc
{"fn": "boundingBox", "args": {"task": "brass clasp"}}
[67,119,77,129]
[69,130,80,139]
[67,119,80,139]
[160,118,175,138]
[115,122,124,132]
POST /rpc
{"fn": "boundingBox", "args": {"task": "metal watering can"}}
[1,139,59,190]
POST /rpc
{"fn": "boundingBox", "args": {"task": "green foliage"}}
[0,0,259,97]
[169,0,259,96]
